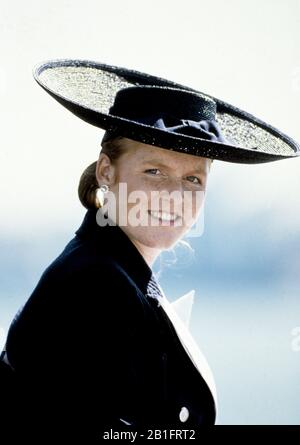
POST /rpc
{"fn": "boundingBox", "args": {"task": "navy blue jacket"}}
[2,208,216,440]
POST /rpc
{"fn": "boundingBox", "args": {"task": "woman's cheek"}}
[126,175,153,192]
[181,193,201,225]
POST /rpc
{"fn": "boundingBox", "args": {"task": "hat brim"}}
[33,59,300,164]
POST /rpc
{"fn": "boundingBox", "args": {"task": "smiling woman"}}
[1,59,299,440]
[89,137,212,265]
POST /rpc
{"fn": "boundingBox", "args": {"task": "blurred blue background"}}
[0,0,299,425]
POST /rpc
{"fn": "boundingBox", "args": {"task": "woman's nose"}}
[154,181,186,214]
[158,177,185,194]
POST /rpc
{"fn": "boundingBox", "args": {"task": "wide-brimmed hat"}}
[33,59,300,164]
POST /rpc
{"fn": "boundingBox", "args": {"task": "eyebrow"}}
[141,158,206,174]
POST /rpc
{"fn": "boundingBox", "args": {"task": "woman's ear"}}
[95,153,116,186]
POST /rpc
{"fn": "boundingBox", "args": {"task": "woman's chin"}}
[135,228,185,250]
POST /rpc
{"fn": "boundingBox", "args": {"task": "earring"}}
[95,184,109,208]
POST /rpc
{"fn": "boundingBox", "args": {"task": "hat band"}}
[102,112,227,144]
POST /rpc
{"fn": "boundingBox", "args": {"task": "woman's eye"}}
[145,168,161,175]
[186,176,201,184]
[144,170,201,184]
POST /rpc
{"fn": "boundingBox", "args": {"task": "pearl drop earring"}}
[95,184,109,208]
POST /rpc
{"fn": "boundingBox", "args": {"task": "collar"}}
[74,208,160,297]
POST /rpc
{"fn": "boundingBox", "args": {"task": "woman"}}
[1,60,299,440]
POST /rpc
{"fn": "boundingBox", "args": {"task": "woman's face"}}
[97,138,212,265]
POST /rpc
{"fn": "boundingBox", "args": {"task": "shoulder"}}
[5,236,146,370]
[31,235,141,304]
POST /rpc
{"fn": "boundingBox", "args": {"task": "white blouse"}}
[153,282,218,414]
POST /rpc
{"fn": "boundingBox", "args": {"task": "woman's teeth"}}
[148,210,179,222]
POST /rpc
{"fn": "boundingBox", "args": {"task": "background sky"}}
[0,0,300,425]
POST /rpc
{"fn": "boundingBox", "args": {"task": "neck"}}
[127,237,161,268]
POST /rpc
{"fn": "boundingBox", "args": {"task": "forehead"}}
[120,138,210,169]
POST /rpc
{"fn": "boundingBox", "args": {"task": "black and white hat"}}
[33,59,300,164]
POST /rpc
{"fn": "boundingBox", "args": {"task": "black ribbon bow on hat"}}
[133,112,228,143]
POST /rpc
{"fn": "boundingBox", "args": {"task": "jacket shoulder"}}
[35,235,141,298]
[5,236,145,371]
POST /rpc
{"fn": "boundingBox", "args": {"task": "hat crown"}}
[109,85,217,122]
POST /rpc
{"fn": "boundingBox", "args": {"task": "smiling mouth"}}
[147,210,181,222]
